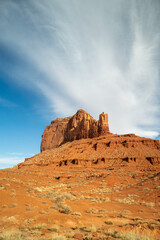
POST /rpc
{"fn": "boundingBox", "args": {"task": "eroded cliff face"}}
[41,109,110,152]
[19,134,160,171]
[17,109,160,171]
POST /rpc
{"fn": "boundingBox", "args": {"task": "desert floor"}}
[0,166,160,239]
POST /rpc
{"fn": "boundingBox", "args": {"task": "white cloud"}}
[9,152,24,156]
[0,153,35,165]
[9,152,34,156]
[0,97,18,108]
[0,0,159,138]
[0,157,23,164]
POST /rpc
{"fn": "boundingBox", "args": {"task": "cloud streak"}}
[0,0,160,138]
[0,153,35,165]
[0,157,23,164]
[0,97,18,108]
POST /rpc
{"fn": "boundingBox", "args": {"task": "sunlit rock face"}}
[41,109,110,152]
[17,109,160,171]
[20,132,160,171]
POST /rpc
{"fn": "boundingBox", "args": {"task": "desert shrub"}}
[54,194,72,214]
[84,233,92,239]
[133,217,142,221]
[26,206,37,211]
[55,196,65,208]
[105,220,113,225]
[10,193,16,197]
[72,212,81,216]
[1,205,7,208]
[8,204,17,208]
[79,226,87,231]
[39,210,46,214]
[147,224,154,230]
[145,202,155,207]
[89,225,96,232]
[62,192,73,199]
[105,231,120,238]
[27,188,34,193]
[59,205,71,214]
[0,229,28,240]
[143,188,150,191]
[47,192,56,198]
[48,224,59,232]
[86,208,98,214]
[33,223,46,230]
[26,218,34,224]
[119,210,131,217]
[31,230,42,236]
[120,230,155,240]
[51,235,66,240]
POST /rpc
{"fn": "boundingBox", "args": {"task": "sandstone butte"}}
[17,109,160,171]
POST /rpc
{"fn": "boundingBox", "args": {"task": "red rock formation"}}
[41,109,110,152]
[98,112,109,135]
[17,110,160,171]
[19,134,160,171]
[41,116,71,151]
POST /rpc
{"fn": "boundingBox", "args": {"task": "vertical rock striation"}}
[41,109,110,152]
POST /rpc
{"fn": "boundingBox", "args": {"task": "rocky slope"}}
[18,109,160,171]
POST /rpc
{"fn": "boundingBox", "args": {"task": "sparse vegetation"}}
[33,223,46,230]
[0,166,160,239]
[48,224,59,232]
[120,230,155,240]
[2,205,7,208]
[58,205,71,214]
[39,210,47,214]
[51,235,66,240]
[105,220,113,225]
[0,229,28,240]
[88,225,96,232]
[72,212,81,216]
[8,203,17,208]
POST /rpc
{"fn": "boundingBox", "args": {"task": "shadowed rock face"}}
[41,109,110,152]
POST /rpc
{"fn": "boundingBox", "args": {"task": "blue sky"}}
[0,0,160,168]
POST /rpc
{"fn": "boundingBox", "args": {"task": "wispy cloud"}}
[0,0,159,138]
[0,97,18,108]
[0,153,35,165]
[0,157,23,164]
[9,152,34,156]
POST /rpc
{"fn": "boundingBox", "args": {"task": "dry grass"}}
[0,228,28,240]
[105,229,156,240]
[120,230,156,240]
[48,224,59,232]
[51,235,66,240]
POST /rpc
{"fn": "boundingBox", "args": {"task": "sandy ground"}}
[0,166,160,239]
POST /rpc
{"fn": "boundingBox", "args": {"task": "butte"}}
[18,109,160,171]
